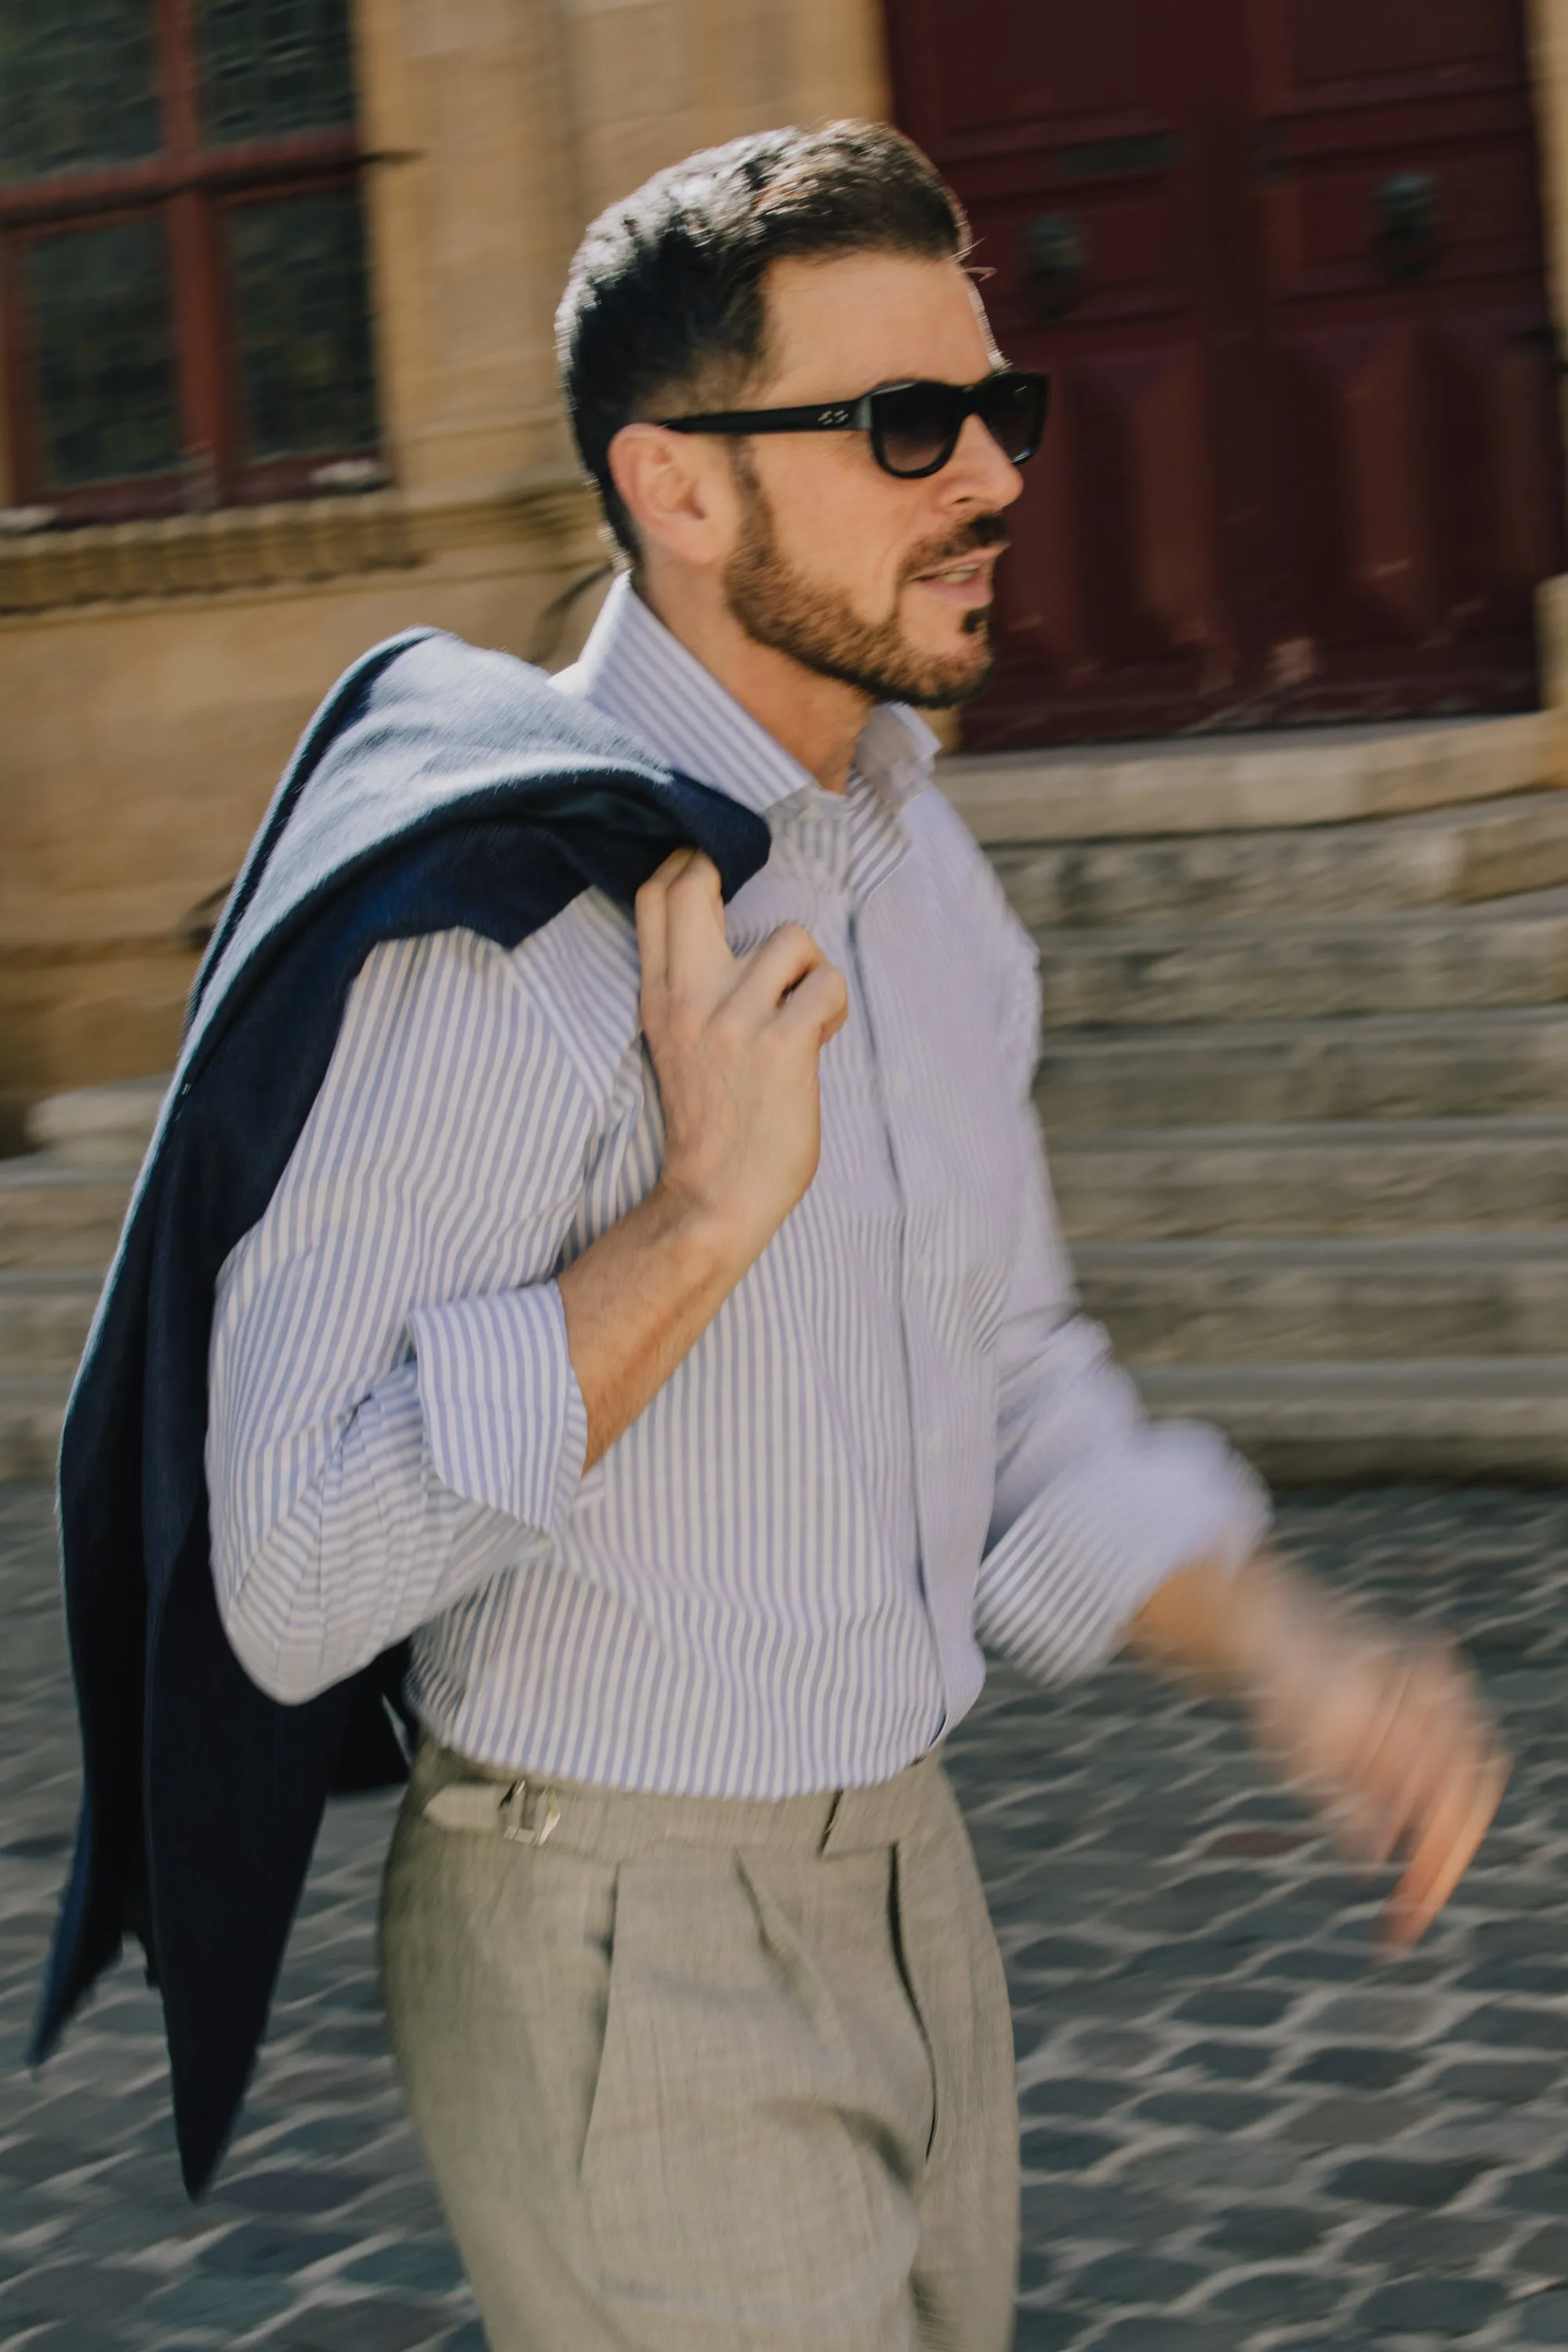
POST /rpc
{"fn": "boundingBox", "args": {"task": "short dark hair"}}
[556,122,970,560]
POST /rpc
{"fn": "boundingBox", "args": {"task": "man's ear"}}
[608,423,735,567]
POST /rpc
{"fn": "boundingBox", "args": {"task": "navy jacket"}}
[31,627,771,2194]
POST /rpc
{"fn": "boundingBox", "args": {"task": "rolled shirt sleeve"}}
[207,927,599,1705]
[974,1071,1271,1687]
[408,1282,589,1537]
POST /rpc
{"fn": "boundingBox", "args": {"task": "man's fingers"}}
[1356,1655,1457,1867]
[1362,1649,1490,1860]
[1265,1620,1505,1947]
[638,852,736,1033]
[1383,1740,1509,1951]
[729,922,831,1022]
[1275,1639,1412,1855]
[661,852,732,996]
[634,848,702,995]
[1333,1647,1417,1861]
[1359,1642,1504,1947]
[774,960,850,1047]
[638,854,739,1063]
[1365,1704,1479,1882]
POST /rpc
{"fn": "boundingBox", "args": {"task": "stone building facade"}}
[0,0,883,1140]
[3,0,1568,1134]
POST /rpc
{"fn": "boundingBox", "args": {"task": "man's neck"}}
[633,574,872,797]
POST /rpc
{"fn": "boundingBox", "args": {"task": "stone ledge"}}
[0,927,198,970]
[940,711,1566,844]
[0,884,218,966]
[26,1076,169,1167]
[0,470,599,618]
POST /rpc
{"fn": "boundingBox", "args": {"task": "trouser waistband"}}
[409,1737,948,1862]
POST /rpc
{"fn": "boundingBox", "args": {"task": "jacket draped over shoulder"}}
[30,625,770,2195]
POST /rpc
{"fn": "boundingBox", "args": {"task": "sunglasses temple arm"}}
[665,407,851,437]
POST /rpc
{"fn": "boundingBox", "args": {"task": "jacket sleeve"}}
[205,925,601,1703]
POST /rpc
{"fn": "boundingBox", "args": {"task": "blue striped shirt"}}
[207,575,1269,1798]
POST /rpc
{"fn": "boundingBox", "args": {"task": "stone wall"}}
[9,2,1568,1138]
[0,0,887,1136]
[1528,0,1568,713]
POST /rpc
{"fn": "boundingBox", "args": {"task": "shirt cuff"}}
[975,1418,1271,1685]
[408,1281,589,1538]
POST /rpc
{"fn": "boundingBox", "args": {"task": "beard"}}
[720,449,1007,709]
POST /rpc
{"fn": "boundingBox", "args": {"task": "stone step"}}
[26,1074,167,1167]
[1036,885,1568,1029]
[1051,1117,1568,1240]
[1034,1006,1568,1129]
[0,1272,102,1378]
[942,710,1560,844]
[0,1156,134,1271]
[1139,1358,1568,1485]
[0,1376,68,1481]
[1078,1234,1568,1366]
[989,789,1568,930]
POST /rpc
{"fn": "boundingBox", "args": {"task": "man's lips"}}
[910,550,1004,602]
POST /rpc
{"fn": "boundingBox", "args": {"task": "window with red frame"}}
[0,0,381,524]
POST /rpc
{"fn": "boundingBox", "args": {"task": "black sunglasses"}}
[659,368,1051,480]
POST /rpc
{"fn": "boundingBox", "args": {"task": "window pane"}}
[196,0,357,144]
[0,0,162,181]
[227,187,378,462]
[26,217,181,488]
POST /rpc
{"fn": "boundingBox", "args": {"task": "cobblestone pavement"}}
[6,1482,1568,2350]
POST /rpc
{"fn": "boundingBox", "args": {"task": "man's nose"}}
[941,412,1025,510]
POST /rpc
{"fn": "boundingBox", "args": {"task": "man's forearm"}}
[1124,1547,1297,1696]
[557,1185,744,1470]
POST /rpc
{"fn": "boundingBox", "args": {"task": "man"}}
[205,124,1504,2350]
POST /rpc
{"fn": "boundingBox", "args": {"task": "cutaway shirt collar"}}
[560,573,939,823]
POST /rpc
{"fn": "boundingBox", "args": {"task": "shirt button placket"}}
[854,895,951,1733]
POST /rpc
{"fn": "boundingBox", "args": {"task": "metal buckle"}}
[498,1780,561,1847]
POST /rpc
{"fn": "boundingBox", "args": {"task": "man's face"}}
[717,252,1025,708]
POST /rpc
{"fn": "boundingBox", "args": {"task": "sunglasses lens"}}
[977,373,1049,464]
[870,376,1051,475]
[872,381,961,477]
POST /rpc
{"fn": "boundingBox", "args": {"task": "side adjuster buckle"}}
[499,1780,561,1847]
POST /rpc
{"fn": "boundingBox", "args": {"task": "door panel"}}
[996,348,1226,683]
[1254,0,1518,111]
[1262,138,1542,301]
[887,0,1565,745]
[1248,0,1561,717]
[893,0,1161,156]
[890,0,1245,742]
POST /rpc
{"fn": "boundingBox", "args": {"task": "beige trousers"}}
[379,1740,1018,2352]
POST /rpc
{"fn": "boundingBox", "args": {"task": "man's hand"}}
[1237,1563,1508,1950]
[1129,1554,1508,1951]
[557,851,847,1469]
[638,848,848,1264]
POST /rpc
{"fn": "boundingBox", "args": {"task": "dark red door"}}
[887,0,1566,746]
